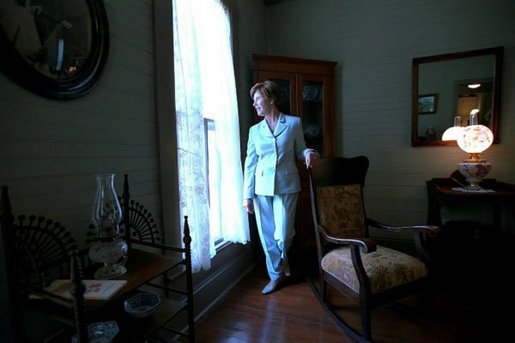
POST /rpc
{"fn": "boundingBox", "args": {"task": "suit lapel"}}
[274,113,288,137]
[258,120,274,138]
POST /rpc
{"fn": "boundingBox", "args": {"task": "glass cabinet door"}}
[299,76,325,154]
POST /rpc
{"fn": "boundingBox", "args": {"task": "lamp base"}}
[89,238,128,279]
[458,161,491,190]
[94,264,127,279]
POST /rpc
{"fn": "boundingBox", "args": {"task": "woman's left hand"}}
[305,151,320,169]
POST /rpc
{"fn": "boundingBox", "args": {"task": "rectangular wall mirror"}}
[411,47,503,146]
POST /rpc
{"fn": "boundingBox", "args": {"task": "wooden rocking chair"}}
[308,156,439,342]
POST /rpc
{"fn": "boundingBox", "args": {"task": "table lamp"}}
[89,174,128,279]
[456,113,493,190]
[442,115,463,141]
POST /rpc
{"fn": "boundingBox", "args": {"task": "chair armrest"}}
[316,223,377,253]
[367,218,441,267]
[367,218,440,233]
[129,238,186,253]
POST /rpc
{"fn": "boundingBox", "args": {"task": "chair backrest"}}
[308,156,370,259]
[119,174,164,245]
[0,186,87,342]
[0,187,78,294]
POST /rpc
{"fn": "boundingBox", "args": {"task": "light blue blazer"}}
[243,113,312,199]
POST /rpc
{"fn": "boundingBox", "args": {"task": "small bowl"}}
[72,321,119,343]
[124,292,161,318]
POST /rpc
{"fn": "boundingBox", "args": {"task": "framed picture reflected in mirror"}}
[418,94,438,114]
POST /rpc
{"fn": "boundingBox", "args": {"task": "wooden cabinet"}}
[252,54,337,272]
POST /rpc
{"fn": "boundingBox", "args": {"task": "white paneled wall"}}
[0,0,160,246]
[266,0,515,238]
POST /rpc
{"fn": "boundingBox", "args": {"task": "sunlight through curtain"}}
[173,0,249,272]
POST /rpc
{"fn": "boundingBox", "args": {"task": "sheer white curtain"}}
[173,0,249,272]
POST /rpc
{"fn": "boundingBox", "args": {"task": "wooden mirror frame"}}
[411,47,503,146]
[0,0,109,100]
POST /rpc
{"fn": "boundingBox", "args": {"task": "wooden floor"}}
[195,255,513,342]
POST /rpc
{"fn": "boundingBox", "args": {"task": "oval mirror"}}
[411,47,503,146]
[0,0,109,99]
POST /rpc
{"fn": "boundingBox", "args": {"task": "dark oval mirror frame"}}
[411,46,503,146]
[0,0,109,100]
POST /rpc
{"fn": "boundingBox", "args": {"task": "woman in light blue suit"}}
[243,80,319,295]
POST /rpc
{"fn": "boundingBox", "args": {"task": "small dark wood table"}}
[426,178,515,300]
[87,248,187,342]
[426,178,515,230]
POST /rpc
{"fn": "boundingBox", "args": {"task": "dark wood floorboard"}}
[196,265,345,342]
[195,260,513,343]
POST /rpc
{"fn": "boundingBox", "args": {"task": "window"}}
[173,0,249,272]
[204,118,223,247]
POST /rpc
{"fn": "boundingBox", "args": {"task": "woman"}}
[242,80,319,295]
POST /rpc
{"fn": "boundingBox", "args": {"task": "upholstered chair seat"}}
[321,246,428,294]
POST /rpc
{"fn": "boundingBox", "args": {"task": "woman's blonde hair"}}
[250,80,282,105]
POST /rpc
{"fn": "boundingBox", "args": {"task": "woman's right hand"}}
[243,199,254,214]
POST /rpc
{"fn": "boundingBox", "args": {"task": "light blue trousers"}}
[253,193,298,281]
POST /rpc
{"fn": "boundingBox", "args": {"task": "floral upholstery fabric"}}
[316,183,427,294]
[321,245,428,294]
[316,184,365,238]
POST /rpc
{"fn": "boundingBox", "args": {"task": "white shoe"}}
[261,274,285,295]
